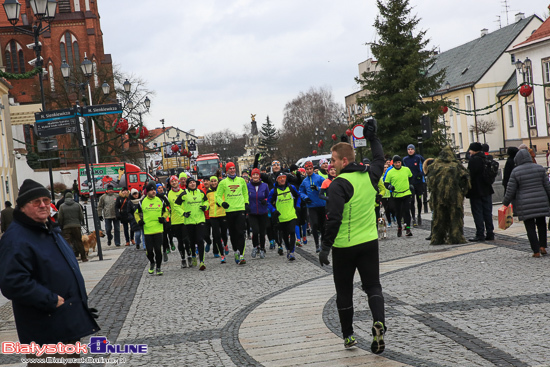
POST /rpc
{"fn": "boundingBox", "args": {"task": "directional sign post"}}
[82,103,123,117]
[34,107,78,137]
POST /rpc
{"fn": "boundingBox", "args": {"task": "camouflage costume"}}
[427,146,471,245]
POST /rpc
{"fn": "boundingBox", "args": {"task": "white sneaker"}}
[251,247,258,258]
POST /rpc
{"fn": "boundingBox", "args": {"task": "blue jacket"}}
[402,153,425,185]
[247,181,270,215]
[0,209,99,344]
[299,173,326,208]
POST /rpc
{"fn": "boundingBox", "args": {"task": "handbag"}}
[498,205,513,230]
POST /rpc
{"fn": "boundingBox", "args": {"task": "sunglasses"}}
[272,161,280,166]
[30,197,51,207]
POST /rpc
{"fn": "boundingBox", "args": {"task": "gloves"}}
[175,190,187,205]
[310,184,318,191]
[375,194,382,205]
[364,117,377,140]
[384,182,395,191]
[158,217,166,223]
[261,198,267,206]
[199,205,208,212]
[319,248,330,266]
[245,203,250,213]
[272,210,280,218]
[221,202,230,209]
[98,216,103,221]
[304,198,313,204]
[138,220,144,226]
[88,307,99,319]
[183,212,191,218]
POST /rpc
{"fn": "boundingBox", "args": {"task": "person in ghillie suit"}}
[427,146,471,245]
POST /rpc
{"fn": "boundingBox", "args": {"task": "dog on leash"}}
[82,230,105,255]
[377,217,387,240]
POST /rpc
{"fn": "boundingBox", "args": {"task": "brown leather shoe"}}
[81,258,89,262]
[533,252,541,258]
[540,247,547,255]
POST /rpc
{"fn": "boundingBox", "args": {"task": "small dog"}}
[82,230,105,255]
[377,217,387,240]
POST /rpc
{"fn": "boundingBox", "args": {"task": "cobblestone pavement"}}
[2,209,550,367]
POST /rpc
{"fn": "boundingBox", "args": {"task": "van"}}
[295,154,332,168]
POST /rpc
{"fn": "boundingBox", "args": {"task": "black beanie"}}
[468,142,483,152]
[186,176,197,186]
[16,179,51,207]
[145,181,156,192]
[392,155,402,163]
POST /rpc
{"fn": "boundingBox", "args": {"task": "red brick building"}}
[0,0,113,162]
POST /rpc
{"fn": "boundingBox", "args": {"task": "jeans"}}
[470,195,494,237]
[134,229,145,249]
[332,240,385,338]
[121,221,130,244]
[104,218,120,246]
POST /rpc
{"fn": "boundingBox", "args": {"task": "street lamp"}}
[515,57,533,148]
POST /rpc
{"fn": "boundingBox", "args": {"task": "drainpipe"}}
[498,98,506,148]
[471,86,479,141]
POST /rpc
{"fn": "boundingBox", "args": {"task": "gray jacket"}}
[58,198,84,229]
[502,149,550,221]
[97,192,117,219]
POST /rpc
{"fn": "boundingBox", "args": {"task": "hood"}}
[341,162,369,174]
[64,198,75,205]
[506,147,519,158]
[514,149,533,166]
[437,146,456,163]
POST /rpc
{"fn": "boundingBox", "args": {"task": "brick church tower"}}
[0,0,113,161]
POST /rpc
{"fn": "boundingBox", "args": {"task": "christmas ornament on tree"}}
[318,140,324,148]
[331,134,337,141]
[312,150,318,155]
[346,129,352,137]
[171,144,180,153]
[182,149,188,156]
[136,126,149,139]
[519,84,533,97]
[441,106,448,114]
[113,118,128,135]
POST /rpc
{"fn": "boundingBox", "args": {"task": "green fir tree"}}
[356,0,446,156]
[259,116,278,166]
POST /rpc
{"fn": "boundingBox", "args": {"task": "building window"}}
[48,64,55,92]
[455,98,460,115]
[466,95,472,111]
[527,105,536,127]
[459,133,463,149]
[508,105,514,127]
[544,61,550,84]
[470,130,474,143]
[60,32,80,68]
[451,133,456,146]
[4,40,25,74]
[450,108,453,117]
[526,66,533,84]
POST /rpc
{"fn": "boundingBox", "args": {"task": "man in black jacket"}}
[467,142,495,241]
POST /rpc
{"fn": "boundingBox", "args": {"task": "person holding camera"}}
[299,161,326,253]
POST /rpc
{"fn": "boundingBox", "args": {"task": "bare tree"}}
[470,119,497,143]
[200,129,246,164]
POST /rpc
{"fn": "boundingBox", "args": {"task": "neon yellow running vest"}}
[333,171,377,248]
[275,186,297,223]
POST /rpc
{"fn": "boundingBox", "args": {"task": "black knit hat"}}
[186,176,197,186]
[468,142,483,152]
[392,155,402,163]
[16,179,51,207]
[145,181,157,192]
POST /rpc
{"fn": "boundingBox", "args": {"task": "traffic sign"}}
[37,139,58,152]
[35,108,75,123]
[352,136,367,148]
[352,124,364,139]
[82,103,122,117]
[35,116,78,137]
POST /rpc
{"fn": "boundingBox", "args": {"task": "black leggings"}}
[171,223,190,259]
[145,233,163,268]
[203,219,212,245]
[524,217,547,254]
[332,240,385,338]
[308,206,326,246]
[210,217,228,255]
[187,223,205,263]
[249,213,268,250]
[409,183,424,218]
[279,219,296,253]
[393,195,411,229]
[226,211,246,254]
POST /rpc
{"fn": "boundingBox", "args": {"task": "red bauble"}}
[312,150,318,155]
[331,134,337,141]
[171,144,180,153]
[519,84,533,97]
[136,126,149,139]
[346,129,352,136]
[318,139,324,148]
[113,118,128,135]
[187,152,192,158]
[441,106,449,114]
[182,149,188,156]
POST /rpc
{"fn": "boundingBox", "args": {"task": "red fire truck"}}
[78,162,154,197]
[195,154,222,180]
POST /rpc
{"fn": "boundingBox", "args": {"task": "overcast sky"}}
[99,0,548,137]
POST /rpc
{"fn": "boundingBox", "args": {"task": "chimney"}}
[515,12,525,22]
[481,28,488,37]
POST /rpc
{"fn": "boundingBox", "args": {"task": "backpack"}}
[482,157,499,184]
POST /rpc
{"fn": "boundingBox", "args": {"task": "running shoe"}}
[302,236,307,245]
[278,246,284,256]
[238,256,246,265]
[187,256,193,267]
[269,240,275,250]
[224,245,229,255]
[397,227,402,237]
[199,262,206,271]
[214,254,220,258]
[296,239,302,247]
[171,244,176,251]
[344,335,357,349]
[191,256,197,267]
[288,252,296,261]
[259,250,265,259]
[316,246,321,253]
[387,222,392,228]
[205,243,211,253]
[166,248,171,254]
[220,256,226,264]
[163,252,168,262]
[181,259,187,268]
[156,268,163,276]
[234,251,240,264]
[412,218,417,227]
[406,229,413,237]
[371,321,385,354]
[148,263,155,274]
[417,215,422,226]
[251,247,258,258]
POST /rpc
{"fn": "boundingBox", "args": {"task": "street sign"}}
[352,136,367,148]
[37,139,58,152]
[82,103,122,117]
[35,108,75,123]
[352,124,364,139]
[35,117,78,137]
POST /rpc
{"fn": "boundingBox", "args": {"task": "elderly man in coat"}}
[0,179,99,364]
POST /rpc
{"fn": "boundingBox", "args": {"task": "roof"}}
[496,72,518,97]
[427,15,538,94]
[145,126,198,143]
[513,13,550,49]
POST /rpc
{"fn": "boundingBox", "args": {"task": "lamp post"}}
[515,57,533,149]
[61,56,110,260]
